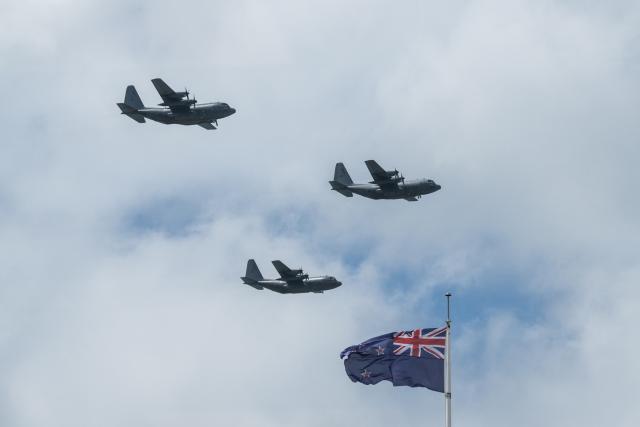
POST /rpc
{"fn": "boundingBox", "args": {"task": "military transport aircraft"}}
[329,160,441,201]
[117,78,236,130]
[241,260,342,294]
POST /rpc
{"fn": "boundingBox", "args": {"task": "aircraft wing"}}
[198,122,217,130]
[151,78,191,112]
[365,160,388,181]
[365,159,399,190]
[271,260,303,285]
[272,260,294,278]
[151,78,179,100]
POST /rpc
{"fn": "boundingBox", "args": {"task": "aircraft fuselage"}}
[246,276,342,294]
[138,103,236,126]
[345,179,441,200]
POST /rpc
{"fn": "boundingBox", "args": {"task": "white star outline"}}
[361,369,372,380]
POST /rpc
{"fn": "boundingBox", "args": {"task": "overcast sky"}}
[1,1,639,426]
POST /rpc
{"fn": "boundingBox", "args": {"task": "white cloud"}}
[1,0,639,426]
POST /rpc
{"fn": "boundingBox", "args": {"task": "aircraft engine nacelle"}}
[368,176,404,185]
[158,99,197,107]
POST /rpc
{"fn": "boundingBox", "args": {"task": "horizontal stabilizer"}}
[117,103,145,123]
[336,188,353,197]
[198,122,217,130]
[240,277,264,290]
[329,180,353,197]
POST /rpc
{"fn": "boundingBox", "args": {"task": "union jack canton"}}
[392,326,447,359]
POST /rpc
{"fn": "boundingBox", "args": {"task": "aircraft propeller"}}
[390,168,404,184]
[184,88,197,106]
[297,267,309,281]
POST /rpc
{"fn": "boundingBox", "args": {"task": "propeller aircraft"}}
[117,78,236,130]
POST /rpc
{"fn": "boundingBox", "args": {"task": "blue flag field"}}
[340,326,447,392]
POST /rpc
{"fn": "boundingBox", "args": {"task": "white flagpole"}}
[445,292,452,427]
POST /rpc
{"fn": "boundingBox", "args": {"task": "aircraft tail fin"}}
[245,259,264,281]
[329,162,353,197]
[241,259,264,289]
[124,85,145,110]
[333,162,353,185]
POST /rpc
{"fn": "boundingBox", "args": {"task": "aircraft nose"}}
[229,107,236,115]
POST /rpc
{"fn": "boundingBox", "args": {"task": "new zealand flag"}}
[340,326,447,392]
